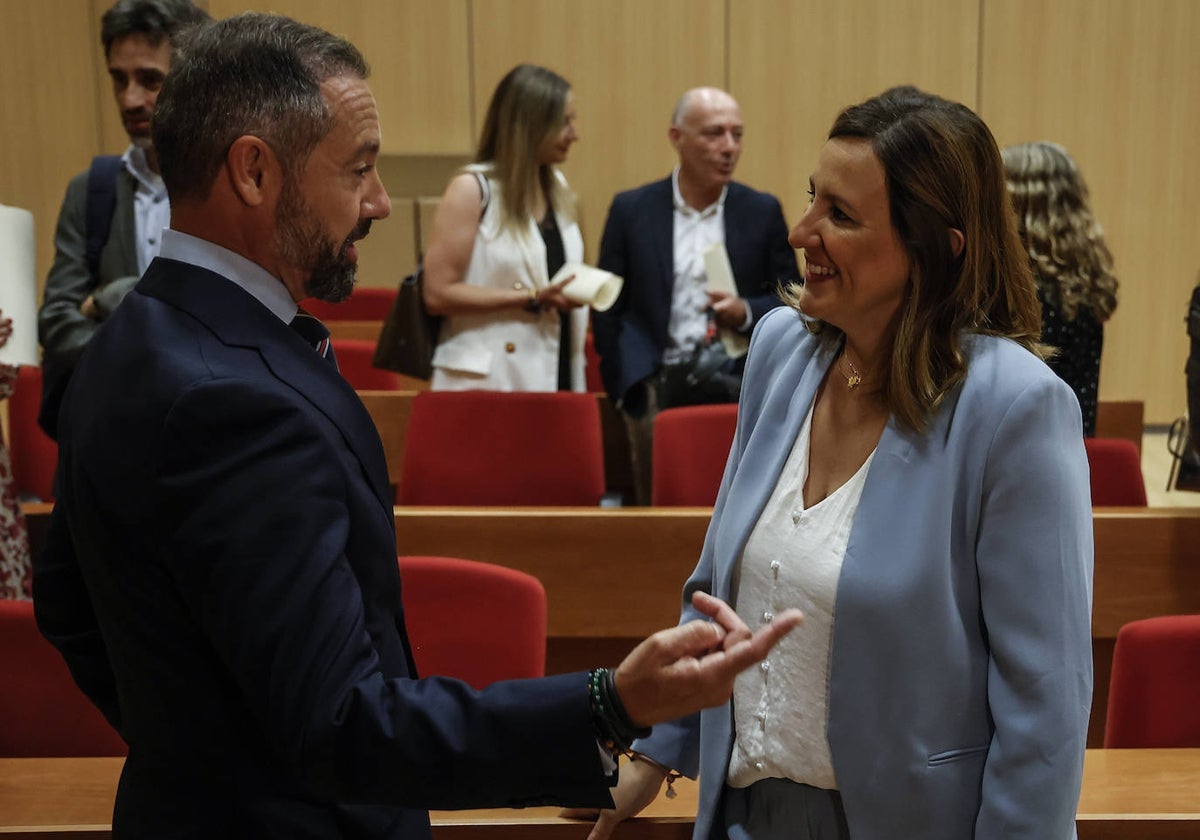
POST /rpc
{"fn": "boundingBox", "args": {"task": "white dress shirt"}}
[122,145,171,276]
[665,168,727,365]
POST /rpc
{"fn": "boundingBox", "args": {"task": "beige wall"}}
[4,0,1197,422]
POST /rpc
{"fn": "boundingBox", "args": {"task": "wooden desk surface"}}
[1,750,1196,838]
[391,506,1200,641]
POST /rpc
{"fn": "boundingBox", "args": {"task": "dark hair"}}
[100,0,209,58]
[786,85,1042,432]
[152,12,369,202]
[475,64,575,232]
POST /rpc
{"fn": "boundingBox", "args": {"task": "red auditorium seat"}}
[300,286,396,322]
[1084,437,1147,506]
[398,555,546,689]
[584,331,603,393]
[0,599,127,756]
[652,404,738,506]
[1105,614,1200,747]
[398,391,604,505]
[331,338,403,390]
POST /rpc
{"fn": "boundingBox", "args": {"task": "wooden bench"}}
[21,501,1195,748]
[391,505,1200,747]
[1095,399,1144,455]
[2,750,1196,839]
[326,320,386,343]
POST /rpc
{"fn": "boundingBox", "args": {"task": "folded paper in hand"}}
[702,242,749,359]
[551,262,623,312]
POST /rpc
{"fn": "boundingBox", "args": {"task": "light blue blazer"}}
[637,307,1093,839]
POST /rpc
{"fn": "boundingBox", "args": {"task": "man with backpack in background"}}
[37,0,208,438]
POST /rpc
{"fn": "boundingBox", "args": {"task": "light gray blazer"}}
[638,306,1093,840]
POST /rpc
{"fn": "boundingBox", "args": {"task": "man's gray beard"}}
[275,186,357,303]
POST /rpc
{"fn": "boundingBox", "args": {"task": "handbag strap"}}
[472,170,490,217]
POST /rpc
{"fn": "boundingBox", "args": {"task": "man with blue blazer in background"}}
[592,88,801,503]
[32,14,802,839]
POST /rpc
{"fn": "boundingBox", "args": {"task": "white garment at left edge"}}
[431,164,587,392]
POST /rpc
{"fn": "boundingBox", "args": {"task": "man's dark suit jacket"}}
[33,258,611,839]
[591,177,800,414]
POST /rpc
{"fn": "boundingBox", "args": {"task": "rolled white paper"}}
[702,242,749,359]
[552,262,624,312]
[0,205,40,367]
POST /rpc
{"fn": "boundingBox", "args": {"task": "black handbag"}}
[372,265,441,380]
[656,339,744,409]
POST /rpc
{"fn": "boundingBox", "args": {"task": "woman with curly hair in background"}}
[1003,141,1119,435]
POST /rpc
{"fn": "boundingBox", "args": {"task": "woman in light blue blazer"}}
[575,87,1093,839]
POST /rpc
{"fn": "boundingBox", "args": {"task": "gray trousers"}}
[716,779,850,840]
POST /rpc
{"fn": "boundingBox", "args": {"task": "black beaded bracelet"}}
[588,667,651,752]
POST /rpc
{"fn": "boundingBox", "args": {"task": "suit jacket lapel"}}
[721,183,755,293]
[139,260,393,514]
[648,178,675,297]
[517,215,550,288]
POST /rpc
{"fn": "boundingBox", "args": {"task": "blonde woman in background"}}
[1002,141,1119,435]
[423,64,588,391]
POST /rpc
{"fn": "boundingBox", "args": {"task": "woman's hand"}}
[560,753,669,840]
[533,273,584,312]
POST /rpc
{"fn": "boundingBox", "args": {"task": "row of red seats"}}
[0,555,545,757]
[4,587,1194,756]
[3,365,1151,507]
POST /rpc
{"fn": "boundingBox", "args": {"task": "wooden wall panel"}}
[0,1,106,300]
[4,0,1198,425]
[209,0,473,155]
[981,0,1200,423]
[731,0,980,230]
[471,0,726,260]
[354,197,416,289]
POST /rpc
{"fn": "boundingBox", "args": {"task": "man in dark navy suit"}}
[592,88,801,503]
[33,14,801,839]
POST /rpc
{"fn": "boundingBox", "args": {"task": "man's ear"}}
[668,124,682,152]
[949,227,965,258]
[225,135,278,207]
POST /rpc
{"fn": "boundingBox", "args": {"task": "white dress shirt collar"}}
[671,166,728,216]
[159,228,299,324]
[122,145,171,275]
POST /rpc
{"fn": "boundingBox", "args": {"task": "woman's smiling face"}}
[789,137,912,341]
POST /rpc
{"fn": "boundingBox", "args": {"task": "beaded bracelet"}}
[588,667,651,752]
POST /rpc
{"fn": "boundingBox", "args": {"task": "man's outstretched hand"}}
[614,591,802,727]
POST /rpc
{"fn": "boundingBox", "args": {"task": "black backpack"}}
[37,155,124,439]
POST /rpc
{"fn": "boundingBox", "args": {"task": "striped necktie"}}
[289,311,338,370]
